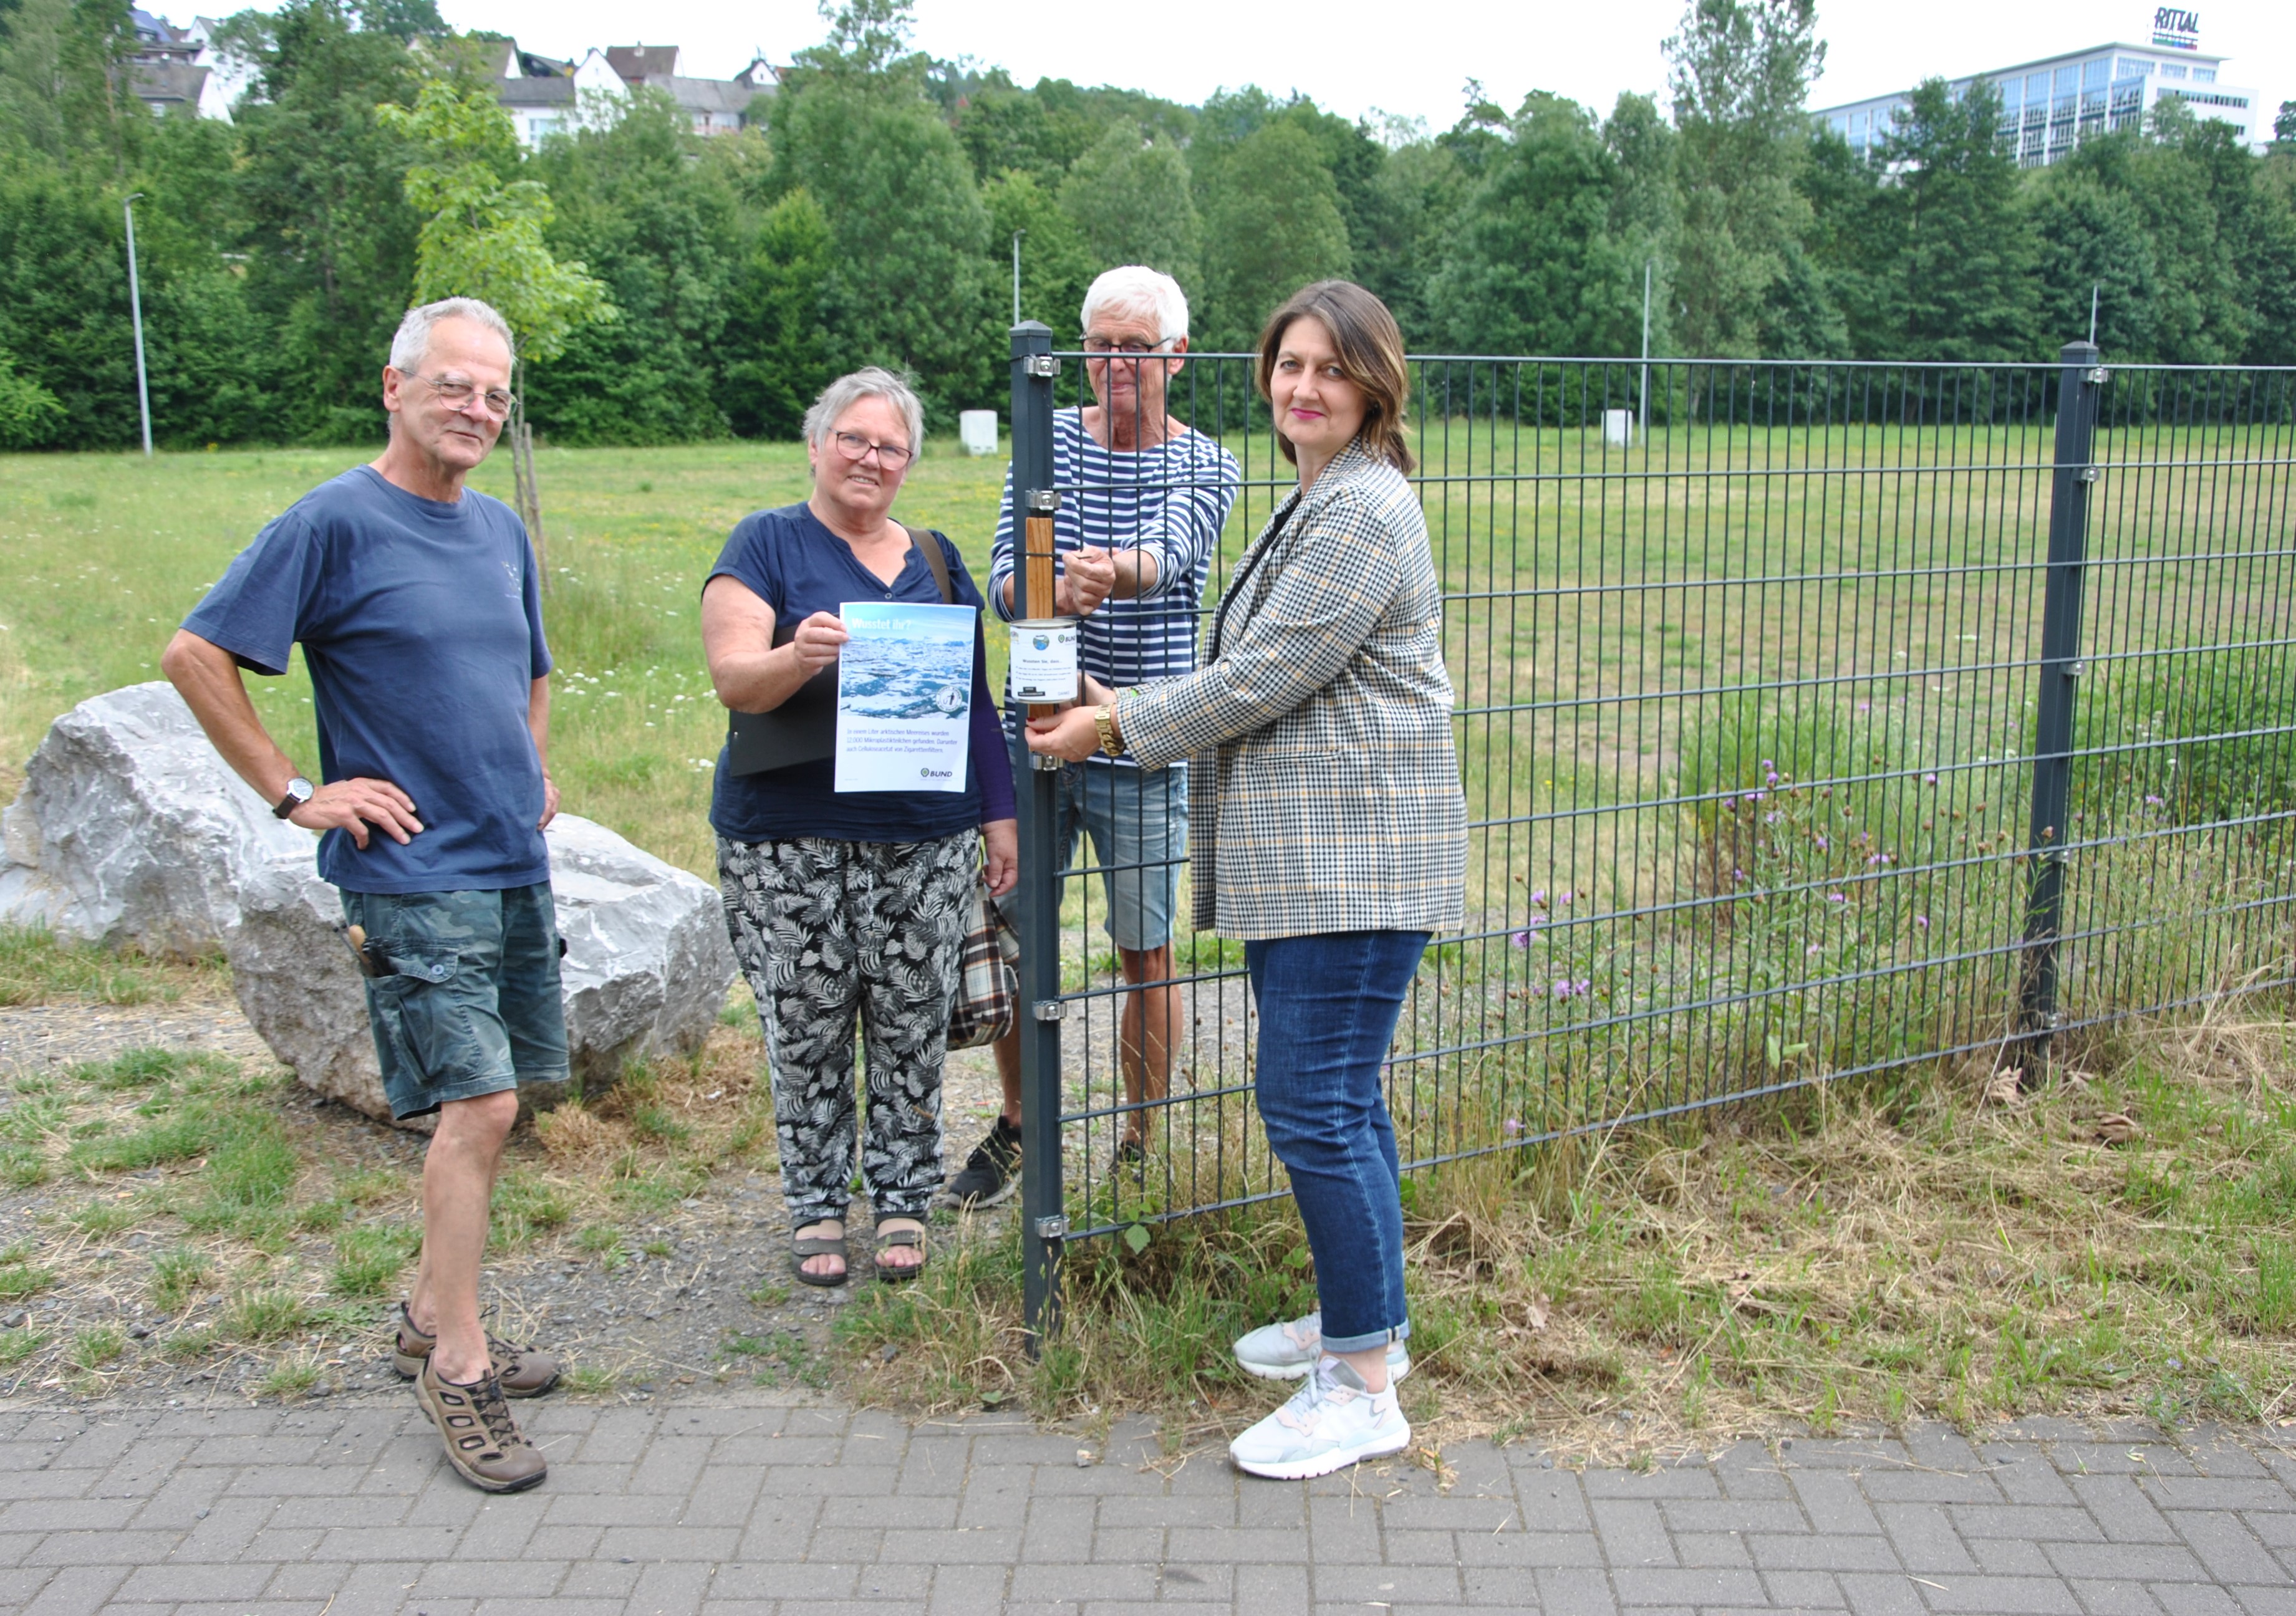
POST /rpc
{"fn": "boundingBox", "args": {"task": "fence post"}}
[1009,321,1066,1352]
[2020,340,2105,1054]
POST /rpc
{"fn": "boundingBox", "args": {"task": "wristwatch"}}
[1093,705,1126,759]
[273,776,314,819]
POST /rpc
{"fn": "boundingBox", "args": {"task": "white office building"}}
[1812,10,2262,166]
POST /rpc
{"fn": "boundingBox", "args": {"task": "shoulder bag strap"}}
[899,522,958,606]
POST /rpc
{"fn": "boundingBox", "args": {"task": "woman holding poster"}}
[1028,284,1465,1478]
[702,368,1017,1287]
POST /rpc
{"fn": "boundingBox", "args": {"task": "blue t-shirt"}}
[708,503,1011,845]
[183,465,552,895]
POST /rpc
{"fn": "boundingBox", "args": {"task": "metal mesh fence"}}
[1001,338,2296,1304]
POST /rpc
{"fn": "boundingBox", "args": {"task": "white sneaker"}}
[1233,1311,1412,1383]
[1229,1356,1411,1480]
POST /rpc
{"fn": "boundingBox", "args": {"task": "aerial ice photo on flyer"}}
[833,600,976,793]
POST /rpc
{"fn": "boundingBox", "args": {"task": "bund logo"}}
[1032,633,1051,651]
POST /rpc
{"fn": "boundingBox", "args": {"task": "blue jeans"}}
[1246,929,1429,1352]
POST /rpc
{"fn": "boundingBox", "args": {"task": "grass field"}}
[6,418,2296,1442]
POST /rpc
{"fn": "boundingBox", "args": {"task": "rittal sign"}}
[2151,6,2200,49]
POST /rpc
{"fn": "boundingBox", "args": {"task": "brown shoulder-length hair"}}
[1255,280,1415,474]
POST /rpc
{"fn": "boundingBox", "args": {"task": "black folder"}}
[725,621,837,775]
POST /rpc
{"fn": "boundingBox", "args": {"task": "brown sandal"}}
[790,1229,849,1287]
[873,1223,926,1283]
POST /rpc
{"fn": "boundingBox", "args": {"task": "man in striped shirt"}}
[948,266,1241,1206]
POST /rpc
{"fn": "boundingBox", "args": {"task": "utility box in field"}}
[1603,409,1635,448]
[960,410,1000,456]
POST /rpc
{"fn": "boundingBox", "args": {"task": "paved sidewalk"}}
[4,1393,2295,1616]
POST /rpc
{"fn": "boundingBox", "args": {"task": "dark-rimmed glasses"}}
[1081,336,1177,357]
[830,430,914,468]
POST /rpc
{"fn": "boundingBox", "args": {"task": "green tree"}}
[232,0,427,439]
[719,187,838,439]
[983,167,1093,334]
[1198,120,1352,349]
[1663,0,1826,358]
[1858,79,2038,361]
[1058,118,1201,299]
[772,0,992,421]
[0,342,63,446]
[1425,93,1640,358]
[524,97,751,443]
[377,75,612,362]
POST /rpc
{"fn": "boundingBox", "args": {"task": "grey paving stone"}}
[2063,1577,2167,1615]
[1758,1567,1846,1608]
[2174,1514,2287,1585]
[1913,1574,2084,1613]
[1533,1566,1616,1615]
[21,1563,131,1616]
[1454,1528,1603,1568]
[1610,1566,1767,1605]
[2072,1474,2181,1542]
[2154,1585,2248,1616]
[1789,1472,1885,1536]
[1873,1501,1982,1575]
[1590,1496,1676,1567]
[1671,1529,1754,1568]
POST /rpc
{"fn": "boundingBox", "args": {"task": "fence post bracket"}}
[1023,355,1060,379]
[1032,999,1064,1022]
[1035,1215,1069,1242]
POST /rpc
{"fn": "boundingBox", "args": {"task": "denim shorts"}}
[995,740,1188,951]
[340,884,568,1122]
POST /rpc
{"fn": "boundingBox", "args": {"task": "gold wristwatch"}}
[1093,703,1126,759]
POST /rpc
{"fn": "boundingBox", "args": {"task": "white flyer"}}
[834,600,975,793]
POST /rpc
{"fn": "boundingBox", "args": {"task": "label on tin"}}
[1009,618,1079,703]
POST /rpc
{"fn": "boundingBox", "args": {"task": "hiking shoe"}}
[1230,1355,1411,1480]
[1233,1311,1411,1383]
[413,1357,547,1493]
[393,1304,561,1397]
[944,1116,1021,1208]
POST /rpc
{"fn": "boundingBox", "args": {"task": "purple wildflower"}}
[1806,944,1823,957]
[1923,773,1938,785]
[1826,892,1848,903]
[1815,835,1829,850]
[1529,888,1546,907]
[1510,930,1530,948]
[2144,794,2164,807]
[1914,914,1931,929]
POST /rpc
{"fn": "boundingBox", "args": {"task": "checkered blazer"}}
[1117,439,1467,940]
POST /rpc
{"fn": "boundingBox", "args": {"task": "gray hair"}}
[802,367,925,460]
[1081,266,1190,342]
[388,297,516,373]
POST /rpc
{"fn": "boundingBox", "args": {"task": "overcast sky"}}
[429,0,2292,144]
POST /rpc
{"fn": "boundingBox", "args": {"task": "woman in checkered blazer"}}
[1029,281,1467,1481]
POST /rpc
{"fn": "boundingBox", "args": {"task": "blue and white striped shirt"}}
[990,411,1242,724]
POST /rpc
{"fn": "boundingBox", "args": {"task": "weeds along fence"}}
[1001,329,2296,1340]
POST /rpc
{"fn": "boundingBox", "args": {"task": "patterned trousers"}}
[716,832,976,1226]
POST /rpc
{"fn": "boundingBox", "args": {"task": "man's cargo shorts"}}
[339,884,569,1122]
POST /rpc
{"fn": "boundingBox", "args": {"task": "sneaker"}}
[1233,1311,1412,1383]
[392,1304,561,1397]
[413,1357,548,1493]
[944,1116,1022,1208]
[1229,1355,1411,1480]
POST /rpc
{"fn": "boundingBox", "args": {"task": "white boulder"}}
[4,685,737,1127]
[0,683,313,957]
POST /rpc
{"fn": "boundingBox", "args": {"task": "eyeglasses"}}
[1081,336,1176,357]
[831,430,914,469]
[408,373,517,418]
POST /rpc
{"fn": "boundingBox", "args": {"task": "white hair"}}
[388,297,516,373]
[1081,266,1190,343]
[802,367,925,459]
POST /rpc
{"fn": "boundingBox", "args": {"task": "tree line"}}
[2,0,2292,451]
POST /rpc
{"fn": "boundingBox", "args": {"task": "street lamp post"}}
[1011,230,1025,326]
[123,193,153,458]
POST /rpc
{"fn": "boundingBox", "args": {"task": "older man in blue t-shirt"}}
[163,298,561,1496]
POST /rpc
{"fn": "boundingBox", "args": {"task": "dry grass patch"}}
[839,1005,2296,1463]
